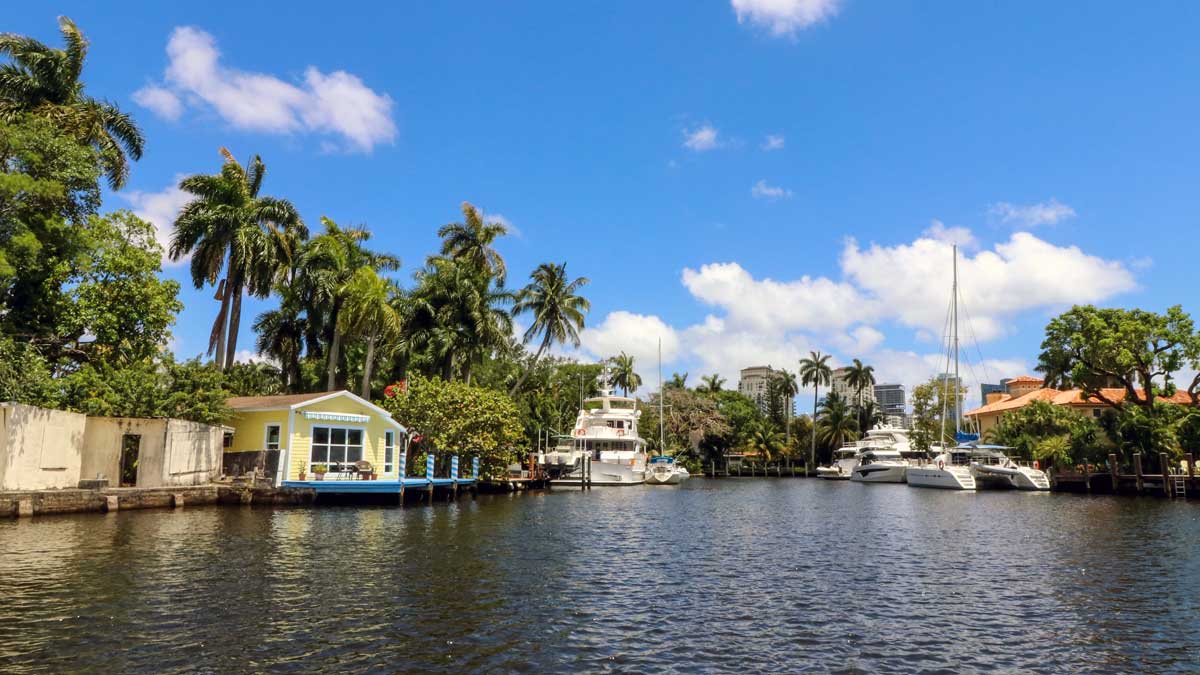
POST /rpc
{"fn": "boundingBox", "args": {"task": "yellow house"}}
[226,391,406,486]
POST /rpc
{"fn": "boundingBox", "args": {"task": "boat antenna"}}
[952,244,961,439]
[658,337,665,457]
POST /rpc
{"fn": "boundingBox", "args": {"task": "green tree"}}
[1038,305,1200,409]
[438,202,508,284]
[508,262,590,395]
[845,358,876,401]
[699,374,726,394]
[253,286,306,392]
[171,149,305,371]
[816,393,859,454]
[407,256,511,383]
[768,369,799,434]
[743,421,784,466]
[799,350,833,471]
[985,399,1103,466]
[338,266,402,398]
[223,361,283,397]
[640,387,730,458]
[0,336,58,406]
[58,356,233,425]
[666,372,689,390]
[381,374,522,479]
[910,377,964,453]
[609,352,641,396]
[0,17,144,189]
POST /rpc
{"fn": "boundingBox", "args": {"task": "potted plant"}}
[313,464,328,481]
[298,469,307,481]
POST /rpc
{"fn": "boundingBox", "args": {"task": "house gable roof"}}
[226,390,406,431]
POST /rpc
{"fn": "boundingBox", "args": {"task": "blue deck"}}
[282,478,476,494]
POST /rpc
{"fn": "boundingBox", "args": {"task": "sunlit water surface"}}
[1,479,1198,673]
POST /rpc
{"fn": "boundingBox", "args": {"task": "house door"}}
[120,434,141,487]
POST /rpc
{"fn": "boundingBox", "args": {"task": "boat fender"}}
[617,429,626,437]
[1032,460,1040,471]
[937,459,945,470]
[574,428,586,437]
[836,465,842,475]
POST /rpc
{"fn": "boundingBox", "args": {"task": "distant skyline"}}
[8,1,1199,407]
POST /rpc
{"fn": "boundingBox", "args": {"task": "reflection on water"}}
[1,481,1198,673]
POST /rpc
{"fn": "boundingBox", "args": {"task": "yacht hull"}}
[971,464,1050,491]
[851,464,907,483]
[550,460,645,486]
[906,465,977,490]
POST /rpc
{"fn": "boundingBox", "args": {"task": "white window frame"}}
[384,430,396,475]
[308,424,367,474]
[263,424,282,452]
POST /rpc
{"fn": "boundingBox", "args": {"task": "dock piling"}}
[1134,453,1144,493]
[1160,452,1171,497]
[1109,454,1119,494]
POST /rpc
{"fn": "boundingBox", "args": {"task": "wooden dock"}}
[1051,452,1196,498]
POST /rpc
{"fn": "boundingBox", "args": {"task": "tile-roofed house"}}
[966,381,1195,436]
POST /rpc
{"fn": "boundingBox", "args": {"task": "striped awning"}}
[302,411,371,423]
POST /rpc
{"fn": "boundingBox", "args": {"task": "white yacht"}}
[645,455,690,485]
[966,444,1050,491]
[817,446,861,480]
[850,448,908,483]
[539,373,647,486]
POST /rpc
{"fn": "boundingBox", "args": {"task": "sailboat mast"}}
[658,338,664,456]
[952,244,961,437]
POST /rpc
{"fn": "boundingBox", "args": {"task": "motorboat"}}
[850,448,908,483]
[817,446,861,480]
[906,447,978,490]
[965,444,1050,490]
[645,455,689,485]
[538,371,647,486]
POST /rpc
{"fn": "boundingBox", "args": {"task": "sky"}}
[9,1,1200,410]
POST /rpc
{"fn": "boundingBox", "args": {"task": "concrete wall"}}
[0,404,87,491]
[81,417,224,487]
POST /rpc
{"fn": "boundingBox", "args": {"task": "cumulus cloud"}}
[751,179,794,200]
[922,219,977,249]
[131,84,183,120]
[234,350,279,366]
[135,26,396,152]
[731,0,841,36]
[868,349,1029,410]
[580,310,680,368]
[762,134,785,151]
[989,198,1075,228]
[119,178,190,266]
[682,124,720,151]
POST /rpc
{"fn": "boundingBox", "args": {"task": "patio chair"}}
[353,460,374,480]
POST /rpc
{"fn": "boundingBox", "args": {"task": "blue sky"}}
[9,1,1200,405]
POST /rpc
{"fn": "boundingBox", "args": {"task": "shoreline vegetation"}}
[4,18,1200,491]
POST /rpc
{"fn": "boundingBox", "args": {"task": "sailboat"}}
[646,338,690,486]
[905,245,978,490]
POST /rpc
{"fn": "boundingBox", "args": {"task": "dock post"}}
[580,456,586,491]
[1187,453,1196,494]
[426,454,435,504]
[1159,452,1171,497]
[451,456,460,501]
[1133,453,1144,493]
[710,460,715,478]
[1108,453,1119,494]
[586,455,592,489]
[398,451,407,506]
[472,456,480,498]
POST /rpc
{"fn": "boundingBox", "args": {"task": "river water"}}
[1,479,1198,674]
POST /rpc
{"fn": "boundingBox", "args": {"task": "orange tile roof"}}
[1006,375,1044,385]
[227,391,342,410]
[967,386,1194,417]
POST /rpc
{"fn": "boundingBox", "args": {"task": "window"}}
[264,424,281,452]
[223,432,233,449]
[1092,408,1102,418]
[384,430,396,474]
[310,425,364,470]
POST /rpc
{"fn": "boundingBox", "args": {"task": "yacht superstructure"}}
[539,372,647,486]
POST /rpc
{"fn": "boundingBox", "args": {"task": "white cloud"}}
[578,311,681,393]
[136,26,395,152]
[682,124,720,151]
[762,134,786,151]
[119,178,191,267]
[751,179,794,200]
[234,350,279,366]
[131,84,183,120]
[989,198,1075,228]
[841,230,1137,341]
[869,349,1028,410]
[731,0,841,36]
[922,219,977,249]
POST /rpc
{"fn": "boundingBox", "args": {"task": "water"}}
[1,480,1198,674]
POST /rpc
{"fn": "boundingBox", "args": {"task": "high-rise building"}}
[830,367,876,407]
[935,373,966,414]
[737,366,794,417]
[873,383,906,426]
[980,379,1010,403]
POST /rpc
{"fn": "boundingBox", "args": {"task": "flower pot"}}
[299,472,307,481]
[315,473,325,481]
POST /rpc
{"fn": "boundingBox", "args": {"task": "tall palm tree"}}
[845,358,876,405]
[609,352,641,396]
[338,266,403,399]
[772,369,800,443]
[253,286,305,392]
[438,202,508,284]
[408,256,511,383]
[799,350,833,473]
[855,399,884,436]
[817,394,859,451]
[0,17,144,189]
[699,374,726,394]
[667,372,689,390]
[171,149,305,370]
[509,262,590,395]
[300,217,399,389]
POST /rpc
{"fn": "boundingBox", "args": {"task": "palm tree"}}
[408,256,512,383]
[0,17,144,189]
[799,350,833,473]
[509,262,590,395]
[772,369,800,443]
[339,266,403,399]
[609,352,641,396]
[301,217,399,389]
[817,394,859,451]
[171,149,305,371]
[855,399,884,436]
[744,422,784,467]
[667,372,689,390]
[699,374,726,394]
[253,286,305,392]
[845,358,876,404]
[438,202,508,284]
